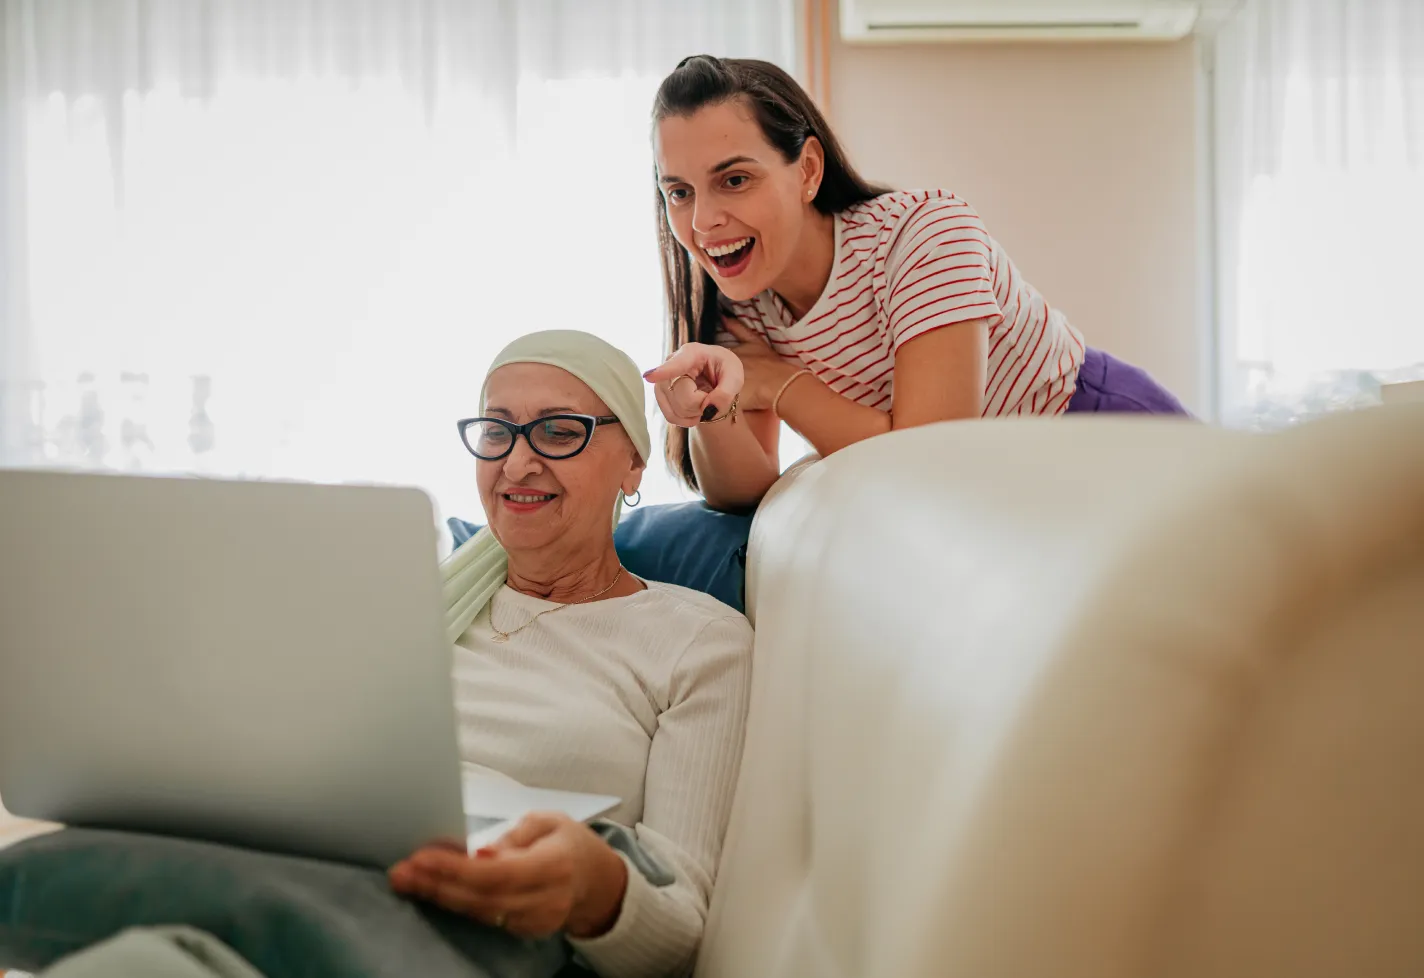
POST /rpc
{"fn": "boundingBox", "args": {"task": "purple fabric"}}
[1065,348,1190,416]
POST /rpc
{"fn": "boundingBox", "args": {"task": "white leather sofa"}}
[699,404,1424,978]
[6,405,1423,978]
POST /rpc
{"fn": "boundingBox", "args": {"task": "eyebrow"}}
[659,155,759,185]
[484,406,580,418]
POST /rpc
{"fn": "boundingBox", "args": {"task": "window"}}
[1213,0,1424,428]
[6,4,802,528]
[26,77,692,522]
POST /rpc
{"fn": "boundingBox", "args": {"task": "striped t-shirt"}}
[723,190,1086,416]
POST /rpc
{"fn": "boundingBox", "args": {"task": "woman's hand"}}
[644,319,800,425]
[389,812,629,939]
[644,341,744,428]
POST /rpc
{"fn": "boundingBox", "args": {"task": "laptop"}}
[0,469,617,867]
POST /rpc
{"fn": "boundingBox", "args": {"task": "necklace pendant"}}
[492,632,509,644]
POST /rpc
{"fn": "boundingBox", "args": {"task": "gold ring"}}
[668,374,691,394]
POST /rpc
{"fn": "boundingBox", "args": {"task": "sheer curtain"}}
[1213,0,1424,427]
[0,0,798,528]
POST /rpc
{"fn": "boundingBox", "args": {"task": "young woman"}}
[643,55,1189,512]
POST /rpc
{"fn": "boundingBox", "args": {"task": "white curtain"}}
[0,0,798,527]
[1213,0,1424,427]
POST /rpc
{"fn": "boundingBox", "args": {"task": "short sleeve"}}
[883,198,1006,350]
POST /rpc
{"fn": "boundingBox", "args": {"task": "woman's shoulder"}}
[635,583,753,694]
[843,188,982,233]
[629,581,753,650]
[638,580,750,628]
[843,190,994,275]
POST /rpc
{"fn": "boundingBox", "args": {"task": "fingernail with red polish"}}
[475,847,497,858]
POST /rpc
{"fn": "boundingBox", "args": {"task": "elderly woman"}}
[390,330,754,978]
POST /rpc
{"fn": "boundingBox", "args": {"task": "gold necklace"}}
[489,567,625,644]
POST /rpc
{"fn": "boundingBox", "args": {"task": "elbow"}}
[701,484,768,515]
[694,460,780,514]
[700,468,778,514]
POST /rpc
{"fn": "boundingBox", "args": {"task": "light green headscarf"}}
[439,330,652,643]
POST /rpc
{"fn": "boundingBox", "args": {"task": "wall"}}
[827,30,1204,411]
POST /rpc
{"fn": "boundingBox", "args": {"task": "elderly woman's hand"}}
[389,812,629,939]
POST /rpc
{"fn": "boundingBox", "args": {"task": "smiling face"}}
[476,363,643,558]
[655,98,824,302]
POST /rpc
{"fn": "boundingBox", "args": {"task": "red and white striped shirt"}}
[723,190,1086,416]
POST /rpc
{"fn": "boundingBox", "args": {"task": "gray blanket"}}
[39,926,267,978]
[0,826,666,978]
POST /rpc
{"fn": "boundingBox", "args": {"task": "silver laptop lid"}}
[0,469,466,867]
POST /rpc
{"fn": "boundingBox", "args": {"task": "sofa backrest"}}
[698,406,1424,978]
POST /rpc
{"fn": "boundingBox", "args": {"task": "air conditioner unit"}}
[840,0,1212,43]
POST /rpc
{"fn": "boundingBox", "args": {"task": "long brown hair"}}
[652,55,891,491]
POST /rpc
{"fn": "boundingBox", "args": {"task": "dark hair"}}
[652,55,891,491]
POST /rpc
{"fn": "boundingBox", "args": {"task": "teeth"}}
[704,237,752,258]
[507,493,553,503]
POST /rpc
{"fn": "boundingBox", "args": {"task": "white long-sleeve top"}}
[453,580,754,978]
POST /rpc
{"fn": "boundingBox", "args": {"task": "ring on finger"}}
[668,374,691,395]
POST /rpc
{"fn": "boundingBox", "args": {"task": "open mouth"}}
[703,237,755,277]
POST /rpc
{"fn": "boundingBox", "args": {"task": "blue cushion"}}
[449,502,753,613]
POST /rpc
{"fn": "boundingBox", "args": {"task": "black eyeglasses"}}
[456,414,622,461]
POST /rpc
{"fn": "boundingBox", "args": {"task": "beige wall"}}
[828,32,1204,411]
